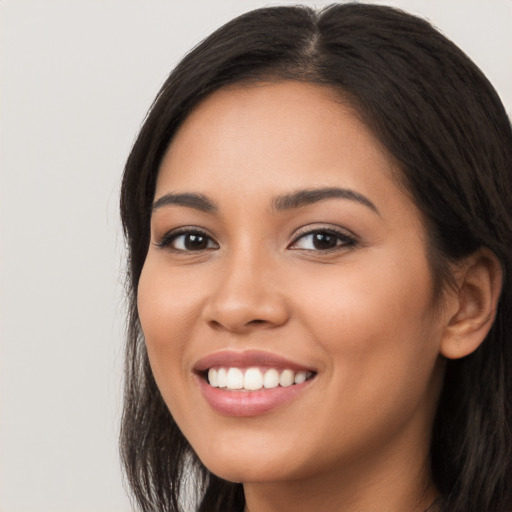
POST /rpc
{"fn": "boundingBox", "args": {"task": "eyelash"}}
[156,227,357,253]
[289,227,357,252]
[156,228,217,251]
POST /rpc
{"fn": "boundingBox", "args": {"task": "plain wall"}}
[0,1,510,511]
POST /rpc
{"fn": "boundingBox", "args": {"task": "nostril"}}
[209,320,224,330]
[208,318,268,332]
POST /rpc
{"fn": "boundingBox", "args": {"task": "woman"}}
[120,4,512,512]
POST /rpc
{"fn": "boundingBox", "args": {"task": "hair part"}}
[120,4,512,512]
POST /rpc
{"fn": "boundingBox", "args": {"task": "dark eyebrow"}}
[271,187,379,215]
[151,193,217,214]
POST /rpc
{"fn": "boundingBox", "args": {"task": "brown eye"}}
[290,229,356,252]
[310,232,339,250]
[180,233,210,250]
[158,230,219,251]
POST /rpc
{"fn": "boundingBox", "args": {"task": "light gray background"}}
[1,1,510,511]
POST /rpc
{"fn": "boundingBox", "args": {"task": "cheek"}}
[283,256,442,457]
[294,251,440,389]
[136,259,211,435]
[137,259,199,381]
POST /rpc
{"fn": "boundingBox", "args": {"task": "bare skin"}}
[137,81,501,512]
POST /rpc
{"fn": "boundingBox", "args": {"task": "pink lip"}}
[193,350,316,417]
[196,375,313,417]
[193,349,314,373]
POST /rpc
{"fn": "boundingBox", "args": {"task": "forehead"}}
[156,81,401,208]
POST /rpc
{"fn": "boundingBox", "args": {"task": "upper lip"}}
[193,350,316,373]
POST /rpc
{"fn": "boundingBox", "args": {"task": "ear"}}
[440,248,503,360]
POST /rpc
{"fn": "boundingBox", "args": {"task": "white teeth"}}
[244,367,263,390]
[217,368,227,388]
[208,368,218,387]
[226,368,244,389]
[263,368,279,389]
[207,367,313,391]
[294,371,307,384]
[279,369,294,387]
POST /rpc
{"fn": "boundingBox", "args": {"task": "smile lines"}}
[207,367,314,391]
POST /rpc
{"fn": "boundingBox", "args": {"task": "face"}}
[138,81,446,485]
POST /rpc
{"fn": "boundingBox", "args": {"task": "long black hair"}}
[120,4,512,512]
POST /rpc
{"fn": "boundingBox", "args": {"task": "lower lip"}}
[196,375,313,417]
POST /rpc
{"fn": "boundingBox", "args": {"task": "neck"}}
[243,426,438,512]
[244,465,437,512]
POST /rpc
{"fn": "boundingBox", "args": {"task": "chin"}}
[202,457,293,484]
[194,438,314,484]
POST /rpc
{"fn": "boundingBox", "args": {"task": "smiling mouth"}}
[194,352,317,416]
[205,367,316,391]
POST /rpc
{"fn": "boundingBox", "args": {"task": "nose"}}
[201,249,289,334]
